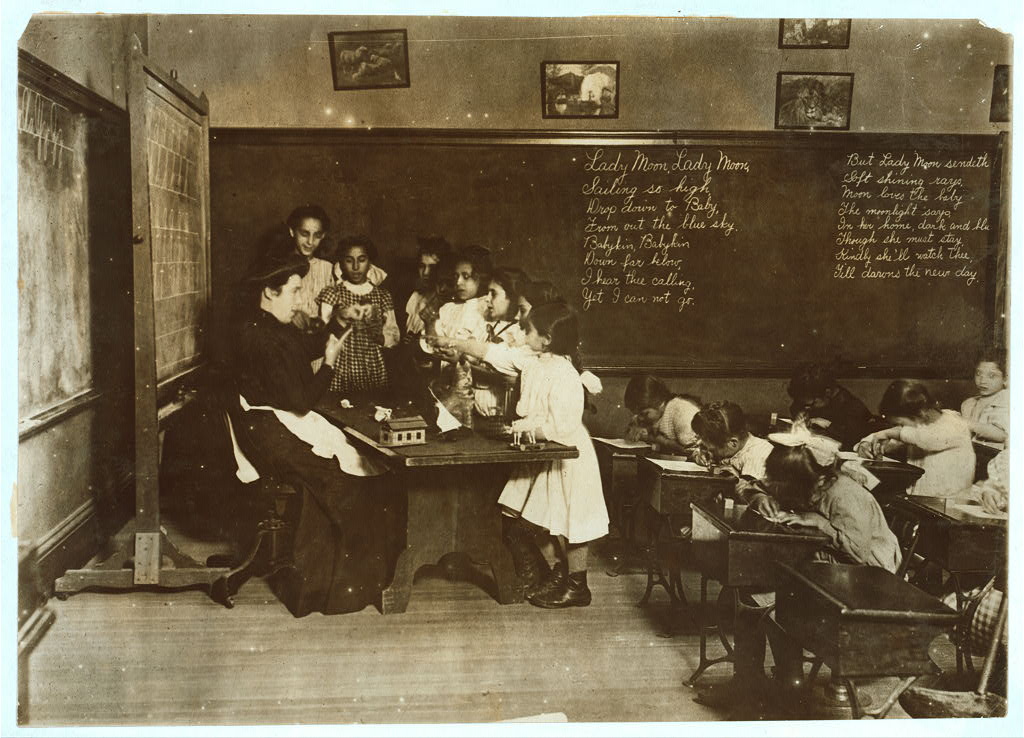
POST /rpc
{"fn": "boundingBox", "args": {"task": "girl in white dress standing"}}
[498,302,608,608]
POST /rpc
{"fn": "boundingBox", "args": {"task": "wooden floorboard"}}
[25,533,946,727]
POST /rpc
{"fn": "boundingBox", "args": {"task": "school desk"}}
[685,499,830,686]
[635,457,736,610]
[316,399,577,614]
[775,561,959,719]
[856,458,924,498]
[887,494,1007,670]
[591,437,653,544]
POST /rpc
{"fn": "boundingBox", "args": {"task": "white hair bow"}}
[768,427,841,466]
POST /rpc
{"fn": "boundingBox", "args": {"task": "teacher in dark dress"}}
[234,249,398,615]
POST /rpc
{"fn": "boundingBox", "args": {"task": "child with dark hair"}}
[282,205,334,330]
[856,379,974,497]
[691,401,773,491]
[422,245,491,360]
[961,348,1009,448]
[623,375,701,456]
[786,363,878,449]
[519,279,564,319]
[493,303,607,608]
[404,235,451,337]
[317,235,399,394]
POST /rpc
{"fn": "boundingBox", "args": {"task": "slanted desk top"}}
[891,494,1006,576]
[691,499,829,588]
[316,397,578,468]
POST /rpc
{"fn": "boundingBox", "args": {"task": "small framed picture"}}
[328,29,410,91]
[990,65,1010,123]
[778,19,851,49]
[541,61,619,119]
[775,72,854,130]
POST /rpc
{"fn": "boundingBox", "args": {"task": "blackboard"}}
[210,130,1003,375]
[17,52,133,421]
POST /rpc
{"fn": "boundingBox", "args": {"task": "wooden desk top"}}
[591,438,654,457]
[691,499,829,545]
[316,396,578,468]
[895,495,1008,528]
[778,562,958,624]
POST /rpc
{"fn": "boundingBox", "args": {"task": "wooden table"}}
[776,561,960,719]
[888,494,1007,670]
[686,499,830,685]
[592,438,653,542]
[316,399,578,614]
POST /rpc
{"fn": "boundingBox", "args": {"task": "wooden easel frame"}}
[55,35,228,598]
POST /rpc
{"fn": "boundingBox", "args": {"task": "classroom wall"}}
[18,14,148,110]
[147,15,1011,133]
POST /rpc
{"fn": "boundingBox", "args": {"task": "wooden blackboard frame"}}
[210,127,1006,378]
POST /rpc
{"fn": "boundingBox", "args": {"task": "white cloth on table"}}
[497,353,608,544]
[238,394,386,477]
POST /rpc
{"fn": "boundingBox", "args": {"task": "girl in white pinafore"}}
[497,302,608,608]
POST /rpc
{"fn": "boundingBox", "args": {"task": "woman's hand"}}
[323,332,346,368]
[855,436,882,459]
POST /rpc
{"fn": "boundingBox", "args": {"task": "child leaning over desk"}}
[623,375,701,456]
[856,379,974,497]
[696,433,901,717]
[691,401,773,504]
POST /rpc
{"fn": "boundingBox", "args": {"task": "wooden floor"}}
[24,533,947,727]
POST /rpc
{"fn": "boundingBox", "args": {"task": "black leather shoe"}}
[528,571,592,608]
[525,561,565,599]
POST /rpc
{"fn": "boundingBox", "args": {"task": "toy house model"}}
[379,415,428,446]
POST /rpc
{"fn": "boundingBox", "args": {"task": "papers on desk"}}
[951,502,1008,521]
[592,437,652,450]
[645,457,709,473]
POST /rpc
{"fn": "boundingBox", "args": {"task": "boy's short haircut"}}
[691,401,748,447]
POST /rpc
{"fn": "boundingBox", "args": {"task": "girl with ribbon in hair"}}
[696,428,900,717]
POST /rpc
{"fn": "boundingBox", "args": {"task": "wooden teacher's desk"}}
[316,399,578,614]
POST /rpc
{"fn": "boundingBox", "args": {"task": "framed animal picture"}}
[775,72,854,130]
[328,29,410,91]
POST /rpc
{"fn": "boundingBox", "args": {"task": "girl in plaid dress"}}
[317,236,399,395]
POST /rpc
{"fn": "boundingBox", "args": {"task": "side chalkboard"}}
[210,129,1003,375]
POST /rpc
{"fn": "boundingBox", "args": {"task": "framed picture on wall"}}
[328,29,410,91]
[990,64,1010,122]
[775,72,854,130]
[541,61,619,119]
[778,19,851,49]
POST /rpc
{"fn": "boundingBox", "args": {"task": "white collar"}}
[342,280,374,296]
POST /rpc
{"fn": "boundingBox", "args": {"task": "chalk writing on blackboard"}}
[833,151,991,286]
[145,93,206,381]
[577,148,747,313]
[18,83,75,169]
